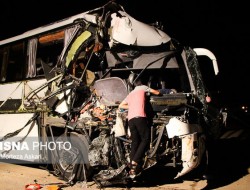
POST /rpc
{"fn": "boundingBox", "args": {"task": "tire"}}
[51,132,91,183]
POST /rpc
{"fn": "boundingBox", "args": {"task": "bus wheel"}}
[51,132,91,183]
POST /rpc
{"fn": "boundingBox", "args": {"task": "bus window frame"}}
[0,29,66,83]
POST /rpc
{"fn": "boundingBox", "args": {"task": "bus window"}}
[5,42,26,82]
[0,29,65,83]
[0,46,9,82]
[36,31,65,77]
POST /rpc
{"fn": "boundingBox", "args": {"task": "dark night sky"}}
[1,0,250,108]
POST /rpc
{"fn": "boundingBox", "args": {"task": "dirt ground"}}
[0,161,249,190]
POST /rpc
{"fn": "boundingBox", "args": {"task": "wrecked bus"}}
[0,0,225,187]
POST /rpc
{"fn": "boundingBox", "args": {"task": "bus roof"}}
[0,10,98,46]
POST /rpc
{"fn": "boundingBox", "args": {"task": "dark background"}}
[1,0,249,110]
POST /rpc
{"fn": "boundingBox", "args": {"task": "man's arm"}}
[119,100,129,110]
[150,88,161,95]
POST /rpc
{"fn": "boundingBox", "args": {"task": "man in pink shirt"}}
[118,75,160,177]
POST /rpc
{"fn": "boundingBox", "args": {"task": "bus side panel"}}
[0,79,47,100]
[0,79,48,163]
[0,113,40,162]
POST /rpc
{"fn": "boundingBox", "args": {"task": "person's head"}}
[128,73,141,87]
[133,77,142,87]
